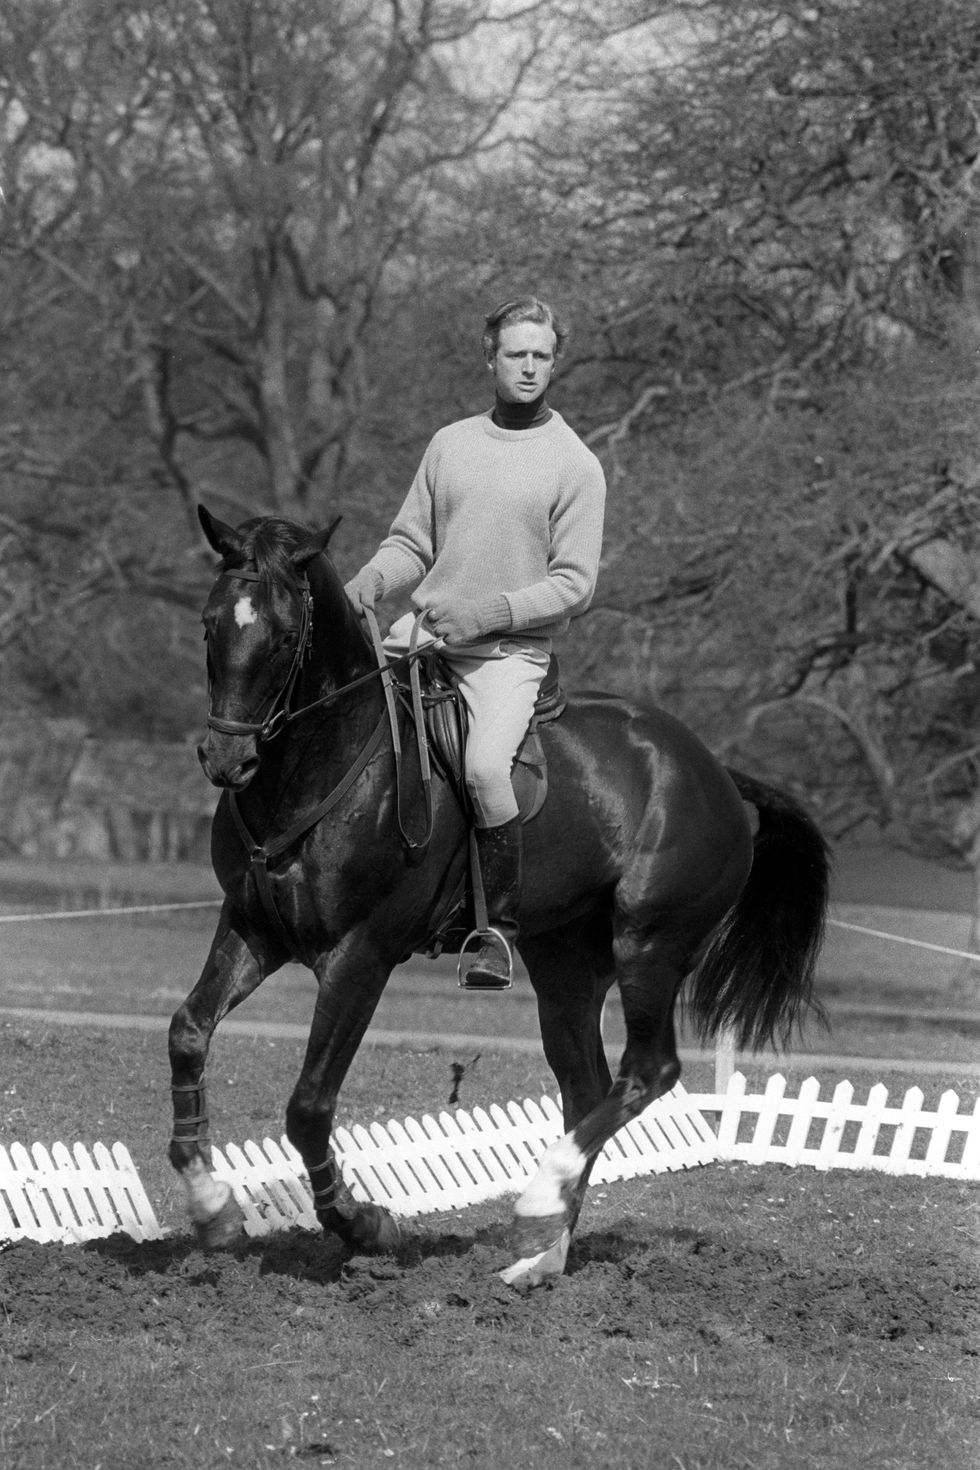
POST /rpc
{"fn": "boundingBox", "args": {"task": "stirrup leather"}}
[457,925,514,990]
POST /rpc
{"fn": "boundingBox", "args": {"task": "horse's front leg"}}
[169,901,284,1247]
[285,932,401,1255]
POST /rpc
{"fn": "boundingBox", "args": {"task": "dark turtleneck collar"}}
[491,391,553,430]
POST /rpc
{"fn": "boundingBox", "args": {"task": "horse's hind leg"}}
[508,919,614,1280]
[522,917,614,1133]
[169,902,284,1247]
[501,920,689,1291]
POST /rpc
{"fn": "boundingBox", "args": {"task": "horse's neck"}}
[306,557,379,700]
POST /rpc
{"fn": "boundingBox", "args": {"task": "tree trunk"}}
[258,284,304,513]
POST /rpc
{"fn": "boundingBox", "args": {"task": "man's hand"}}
[344,566,383,611]
[421,594,508,645]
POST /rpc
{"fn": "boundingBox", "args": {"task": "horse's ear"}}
[198,504,244,558]
[292,515,342,571]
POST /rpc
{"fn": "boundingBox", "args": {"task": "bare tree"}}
[0,0,584,527]
[507,0,980,439]
[0,0,602,729]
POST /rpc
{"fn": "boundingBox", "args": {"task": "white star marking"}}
[234,596,258,628]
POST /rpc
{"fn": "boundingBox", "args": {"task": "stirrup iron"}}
[457,925,514,990]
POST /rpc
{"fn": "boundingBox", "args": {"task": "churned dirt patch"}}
[4,1176,976,1356]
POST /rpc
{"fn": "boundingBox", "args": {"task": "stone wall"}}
[0,719,216,862]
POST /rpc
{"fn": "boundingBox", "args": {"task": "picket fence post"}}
[851,1083,889,1168]
[783,1076,822,1163]
[890,1086,925,1172]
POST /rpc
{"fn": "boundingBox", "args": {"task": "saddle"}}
[399,649,566,824]
[390,647,566,967]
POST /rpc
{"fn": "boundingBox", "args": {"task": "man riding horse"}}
[344,296,606,987]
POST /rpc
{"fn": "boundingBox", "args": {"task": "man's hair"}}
[482,296,568,361]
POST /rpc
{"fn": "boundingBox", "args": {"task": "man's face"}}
[490,321,557,404]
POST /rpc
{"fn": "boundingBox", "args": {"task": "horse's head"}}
[196,504,340,789]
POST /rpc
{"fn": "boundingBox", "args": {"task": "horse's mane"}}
[226,514,368,653]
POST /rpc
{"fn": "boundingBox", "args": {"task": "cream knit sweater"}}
[365,410,606,641]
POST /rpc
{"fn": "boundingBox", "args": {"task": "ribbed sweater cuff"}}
[481,594,513,635]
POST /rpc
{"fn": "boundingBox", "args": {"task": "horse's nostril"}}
[196,742,259,789]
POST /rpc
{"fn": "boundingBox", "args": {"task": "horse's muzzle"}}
[197,737,260,790]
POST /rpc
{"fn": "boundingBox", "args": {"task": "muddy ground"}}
[5,1207,974,1355]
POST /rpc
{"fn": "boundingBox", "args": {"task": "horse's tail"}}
[685,770,831,1050]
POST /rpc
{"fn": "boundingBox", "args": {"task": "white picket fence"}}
[691,1072,980,1180]
[209,1084,721,1235]
[3,1073,978,1245]
[0,1140,163,1245]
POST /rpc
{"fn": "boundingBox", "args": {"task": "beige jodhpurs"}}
[383,613,551,827]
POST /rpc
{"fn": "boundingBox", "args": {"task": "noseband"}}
[205,567,314,743]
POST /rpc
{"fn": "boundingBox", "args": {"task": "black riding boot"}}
[463,816,523,989]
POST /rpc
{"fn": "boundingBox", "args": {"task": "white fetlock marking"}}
[182,1156,232,1223]
[514,1133,585,1219]
[499,1230,571,1290]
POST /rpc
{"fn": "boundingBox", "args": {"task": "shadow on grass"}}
[76,1209,723,1301]
[79,1224,348,1285]
[81,1215,517,1285]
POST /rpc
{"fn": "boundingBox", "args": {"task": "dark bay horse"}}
[170,505,829,1289]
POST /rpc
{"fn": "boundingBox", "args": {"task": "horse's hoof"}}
[194,1192,245,1250]
[371,1210,402,1253]
[355,1204,402,1254]
[498,1228,570,1292]
[327,1202,402,1254]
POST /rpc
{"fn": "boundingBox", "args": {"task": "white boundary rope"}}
[0,899,221,923]
[2,898,978,965]
[827,916,980,964]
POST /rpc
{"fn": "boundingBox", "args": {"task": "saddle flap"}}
[398,648,561,825]
[512,729,548,824]
[533,653,566,724]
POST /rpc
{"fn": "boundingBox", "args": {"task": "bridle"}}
[205,565,432,744]
[205,567,315,743]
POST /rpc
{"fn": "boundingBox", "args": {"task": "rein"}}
[208,563,436,948]
[362,606,434,855]
[228,710,389,952]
